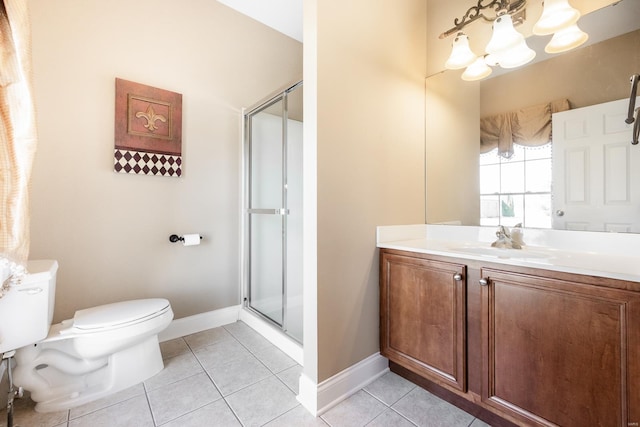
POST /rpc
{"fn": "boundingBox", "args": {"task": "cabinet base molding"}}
[390,362,518,427]
[299,353,389,416]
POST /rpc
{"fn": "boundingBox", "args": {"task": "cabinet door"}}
[380,251,466,392]
[480,268,640,427]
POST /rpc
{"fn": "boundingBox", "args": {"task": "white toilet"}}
[7,260,173,413]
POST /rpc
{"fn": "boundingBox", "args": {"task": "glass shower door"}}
[247,97,286,326]
[245,81,302,342]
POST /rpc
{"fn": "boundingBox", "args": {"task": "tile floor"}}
[1,321,490,427]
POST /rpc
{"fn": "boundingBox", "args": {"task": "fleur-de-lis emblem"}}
[135,105,167,132]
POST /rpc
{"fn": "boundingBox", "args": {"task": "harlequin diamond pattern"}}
[114,149,182,177]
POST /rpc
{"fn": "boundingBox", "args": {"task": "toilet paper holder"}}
[169,234,203,243]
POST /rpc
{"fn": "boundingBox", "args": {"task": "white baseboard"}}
[298,353,389,416]
[158,305,304,367]
[158,305,241,342]
[298,372,319,415]
[238,309,303,365]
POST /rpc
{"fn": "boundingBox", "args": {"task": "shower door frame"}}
[242,80,302,342]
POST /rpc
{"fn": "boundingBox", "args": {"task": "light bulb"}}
[486,14,525,57]
[533,0,580,35]
[545,23,588,53]
[462,57,493,81]
[498,41,536,68]
[445,33,477,70]
[486,14,534,69]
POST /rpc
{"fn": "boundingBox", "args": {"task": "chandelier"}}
[442,0,589,81]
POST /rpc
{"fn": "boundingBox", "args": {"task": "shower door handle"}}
[247,208,289,215]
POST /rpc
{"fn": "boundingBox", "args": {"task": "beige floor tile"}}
[147,372,221,425]
[392,387,475,427]
[222,321,254,338]
[253,345,297,373]
[363,371,416,406]
[69,383,145,420]
[366,409,416,427]
[205,353,271,396]
[160,399,241,427]
[236,332,275,354]
[321,390,387,427]
[226,376,298,427]
[470,417,492,427]
[68,394,153,427]
[159,337,190,359]
[144,351,203,392]
[223,323,275,354]
[183,327,234,351]
[193,338,252,369]
[276,364,302,394]
[264,405,329,426]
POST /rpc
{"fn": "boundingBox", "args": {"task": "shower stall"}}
[243,81,303,343]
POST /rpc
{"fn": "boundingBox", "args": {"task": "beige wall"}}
[313,0,427,381]
[426,72,480,225]
[28,0,302,322]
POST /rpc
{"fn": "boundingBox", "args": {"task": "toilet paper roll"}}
[182,234,201,246]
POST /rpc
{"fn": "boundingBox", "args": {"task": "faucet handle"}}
[497,225,510,238]
[510,224,525,248]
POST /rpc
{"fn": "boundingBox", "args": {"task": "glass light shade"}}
[484,53,500,67]
[532,0,580,36]
[545,24,588,53]
[445,33,477,70]
[462,57,492,81]
[498,41,536,68]
[485,15,525,57]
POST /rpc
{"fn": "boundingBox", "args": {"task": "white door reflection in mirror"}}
[552,97,640,232]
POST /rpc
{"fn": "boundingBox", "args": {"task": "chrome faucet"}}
[491,224,524,249]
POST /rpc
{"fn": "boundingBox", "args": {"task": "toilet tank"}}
[0,260,58,353]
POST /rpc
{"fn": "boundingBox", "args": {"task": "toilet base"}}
[29,335,164,413]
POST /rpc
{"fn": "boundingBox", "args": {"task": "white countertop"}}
[377,225,640,282]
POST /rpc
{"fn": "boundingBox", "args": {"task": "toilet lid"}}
[73,298,171,330]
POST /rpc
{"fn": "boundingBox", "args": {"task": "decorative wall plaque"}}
[114,78,183,177]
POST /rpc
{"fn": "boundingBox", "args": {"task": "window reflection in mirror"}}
[479,144,552,228]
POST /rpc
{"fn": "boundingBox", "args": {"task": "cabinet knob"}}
[479,278,489,286]
[453,273,462,281]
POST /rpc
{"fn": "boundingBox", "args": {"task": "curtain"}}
[480,99,570,158]
[0,0,37,296]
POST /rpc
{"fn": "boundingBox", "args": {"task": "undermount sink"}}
[449,245,553,260]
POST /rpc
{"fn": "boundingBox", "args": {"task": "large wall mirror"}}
[425,0,640,233]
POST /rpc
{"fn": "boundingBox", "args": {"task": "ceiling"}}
[216,0,303,42]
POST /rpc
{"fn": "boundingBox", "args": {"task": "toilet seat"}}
[72,298,171,332]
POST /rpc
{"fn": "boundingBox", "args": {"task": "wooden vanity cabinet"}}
[380,249,640,427]
[380,251,467,393]
[481,268,640,427]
